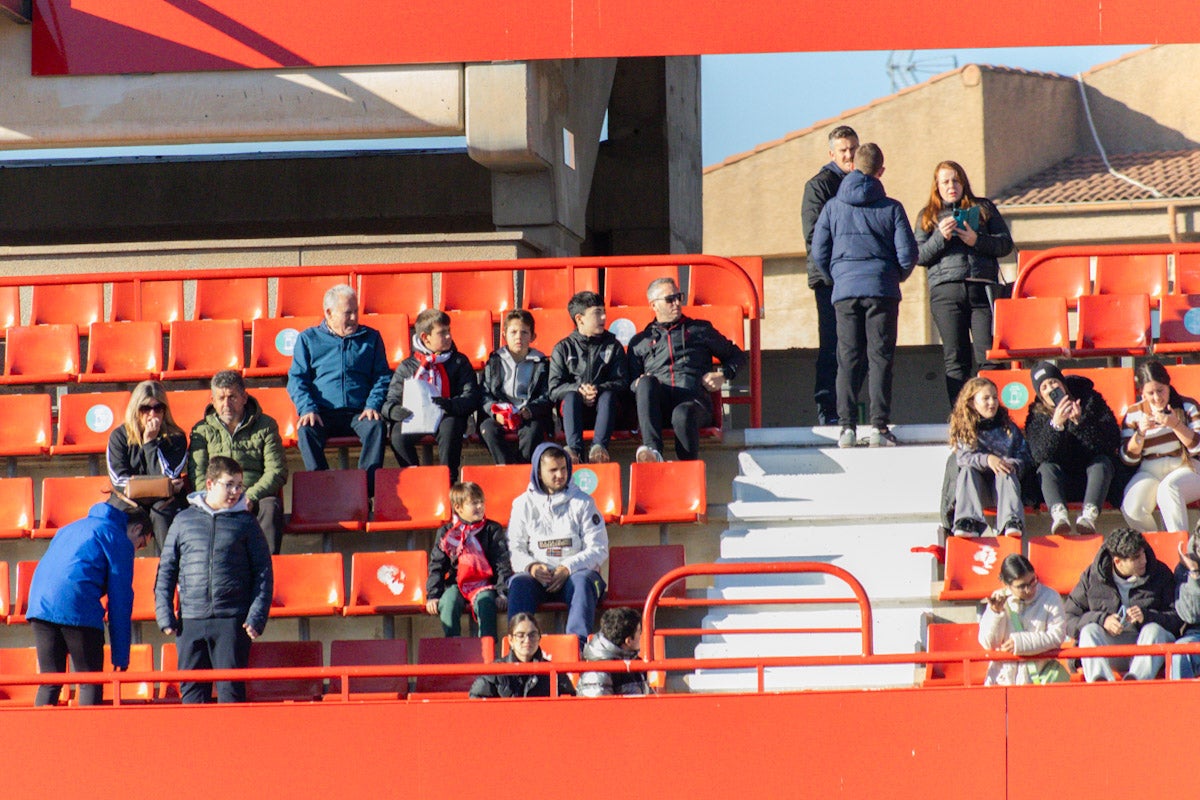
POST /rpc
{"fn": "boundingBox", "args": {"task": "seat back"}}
[165,320,245,376]
[605,265,679,308]
[252,387,299,447]
[30,283,104,332]
[0,477,34,539]
[53,391,130,455]
[9,561,38,623]
[270,553,345,617]
[923,623,987,686]
[1095,254,1167,299]
[36,476,112,538]
[1075,293,1150,356]
[0,562,9,619]
[522,267,599,310]
[361,313,411,369]
[1063,367,1135,420]
[938,537,1022,601]
[688,257,763,318]
[1145,531,1188,567]
[97,644,155,702]
[130,557,160,622]
[1177,253,1200,295]
[287,470,369,533]
[245,640,325,702]
[683,304,746,350]
[605,544,686,606]
[414,636,494,694]
[166,388,212,434]
[370,466,451,530]
[345,550,428,614]
[605,305,655,347]
[110,280,185,327]
[159,642,180,700]
[246,316,319,376]
[528,308,575,357]
[1012,255,1090,308]
[570,462,622,524]
[0,647,39,704]
[82,321,163,381]
[359,272,434,320]
[275,274,350,317]
[0,393,52,456]
[1156,294,1200,353]
[441,269,515,320]
[328,639,410,697]
[501,633,579,664]
[0,286,19,334]
[3,324,80,382]
[624,461,707,524]
[446,309,494,371]
[459,464,531,527]
[987,297,1069,360]
[1028,534,1103,596]
[978,369,1034,428]
[194,277,267,326]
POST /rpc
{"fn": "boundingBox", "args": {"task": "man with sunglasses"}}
[628,277,745,462]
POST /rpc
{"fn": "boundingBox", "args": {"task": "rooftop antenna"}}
[886,51,960,92]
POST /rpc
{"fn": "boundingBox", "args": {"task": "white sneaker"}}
[636,445,663,463]
[1049,503,1072,536]
[1075,504,1100,536]
[837,427,857,448]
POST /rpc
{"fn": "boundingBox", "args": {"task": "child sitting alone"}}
[425,481,513,640]
[479,309,553,464]
[949,376,1032,537]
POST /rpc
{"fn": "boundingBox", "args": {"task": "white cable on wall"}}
[1076,72,1164,198]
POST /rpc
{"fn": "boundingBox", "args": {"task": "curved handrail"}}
[1014,242,1200,299]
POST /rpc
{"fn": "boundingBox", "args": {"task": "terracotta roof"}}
[996,150,1200,205]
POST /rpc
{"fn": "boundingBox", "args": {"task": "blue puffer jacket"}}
[26,503,136,668]
[287,321,392,415]
[810,170,918,303]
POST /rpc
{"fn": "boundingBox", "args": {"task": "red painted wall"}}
[31,0,1197,76]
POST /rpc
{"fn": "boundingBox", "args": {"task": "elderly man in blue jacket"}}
[810,142,918,449]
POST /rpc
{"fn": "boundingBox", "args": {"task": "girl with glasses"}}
[978,554,1067,685]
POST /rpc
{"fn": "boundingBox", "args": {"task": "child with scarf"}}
[384,308,481,480]
[479,309,552,464]
[426,481,513,640]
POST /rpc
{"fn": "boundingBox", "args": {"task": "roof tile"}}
[997,150,1200,205]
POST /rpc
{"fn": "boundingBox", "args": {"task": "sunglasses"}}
[139,403,165,414]
[656,292,684,305]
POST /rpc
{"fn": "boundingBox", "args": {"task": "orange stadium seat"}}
[1145,530,1188,569]
[1176,253,1200,295]
[94,644,155,703]
[1165,364,1200,403]
[447,309,494,371]
[286,470,368,534]
[684,304,746,350]
[0,393,52,456]
[30,283,103,333]
[251,387,299,447]
[162,319,244,380]
[1073,294,1150,358]
[1156,294,1200,354]
[0,561,8,618]
[459,464,530,527]
[413,636,494,694]
[621,461,706,525]
[605,305,654,347]
[33,476,112,539]
[0,324,80,385]
[1028,534,1102,596]
[110,280,185,329]
[327,639,410,699]
[986,297,1069,361]
[1012,255,1090,308]
[528,308,575,355]
[244,316,318,378]
[51,391,130,456]
[0,477,34,539]
[570,462,622,524]
[603,544,686,608]
[129,557,160,622]
[275,273,350,318]
[343,550,428,617]
[80,321,162,384]
[1095,254,1167,299]
[366,466,451,532]
[605,265,679,309]
[978,369,1034,428]
[245,640,325,702]
[522,267,600,310]
[166,388,211,434]
[1063,367,1135,419]
[270,553,345,618]
[0,647,39,706]
[502,633,579,665]
[194,277,267,329]
[0,286,19,337]
[922,622,988,687]
[7,560,37,624]
[158,642,181,701]
[361,313,411,369]
[938,536,1021,602]
[689,257,763,319]
[442,269,515,321]
[359,272,434,320]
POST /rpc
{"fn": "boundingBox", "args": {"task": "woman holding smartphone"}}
[1024,361,1121,536]
[915,161,1013,404]
[978,554,1067,685]
[1120,360,1200,532]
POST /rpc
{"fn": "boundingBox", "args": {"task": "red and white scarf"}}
[439,513,494,610]
[412,335,452,398]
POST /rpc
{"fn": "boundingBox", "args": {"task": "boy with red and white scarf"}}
[426,481,513,640]
[384,309,480,480]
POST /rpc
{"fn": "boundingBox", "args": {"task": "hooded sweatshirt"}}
[507,441,609,575]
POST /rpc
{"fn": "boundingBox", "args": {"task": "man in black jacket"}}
[801,125,859,426]
[155,456,273,703]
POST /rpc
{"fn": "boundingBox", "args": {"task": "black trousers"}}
[478,413,550,464]
[177,616,252,704]
[32,619,106,706]
[813,283,840,424]
[1038,456,1115,509]
[835,296,899,429]
[929,280,995,404]
[391,413,469,481]
[635,376,710,461]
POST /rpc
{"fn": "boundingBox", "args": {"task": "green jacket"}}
[188,395,287,503]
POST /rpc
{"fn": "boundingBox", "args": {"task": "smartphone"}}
[1048,386,1067,406]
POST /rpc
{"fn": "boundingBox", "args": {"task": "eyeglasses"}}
[510,631,541,641]
[1010,575,1038,592]
[139,403,165,414]
[655,292,683,305]
[214,480,245,493]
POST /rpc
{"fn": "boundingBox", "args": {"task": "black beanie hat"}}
[1030,361,1065,400]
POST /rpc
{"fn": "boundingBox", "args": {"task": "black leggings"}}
[31,619,106,706]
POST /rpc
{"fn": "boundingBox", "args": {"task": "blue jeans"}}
[507,569,606,645]
[1078,621,1174,682]
[296,407,385,477]
[1171,631,1200,679]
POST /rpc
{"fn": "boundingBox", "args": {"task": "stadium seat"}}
[603,544,686,608]
[528,308,575,356]
[0,647,39,705]
[343,550,429,617]
[286,470,368,534]
[359,272,434,320]
[922,622,988,687]
[327,639,409,699]
[1145,530,1188,570]
[361,313,411,369]
[688,257,764,319]
[252,386,299,447]
[570,462,622,524]
[366,466,451,532]
[985,297,1069,361]
[110,280,185,330]
[130,557,159,622]
[30,283,104,332]
[1176,253,1200,295]
[1156,294,1200,354]
[166,388,211,433]
[938,536,1021,602]
[0,561,8,618]
[33,476,112,539]
[442,269,515,321]
[447,309,494,371]
[459,464,530,527]
[1012,255,1090,308]
[245,640,325,702]
[244,316,319,378]
[620,461,707,525]
[1028,534,1103,596]
[978,369,1034,428]
[0,286,19,337]
[1165,364,1200,404]
[275,273,350,317]
[95,644,154,703]
[51,391,131,456]
[413,636,494,694]
[7,560,37,623]
[1095,254,1167,299]
[80,321,163,383]
[162,319,245,380]
[194,277,267,329]
[502,632,579,664]
[270,553,345,618]
[605,265,680,309]
[158,642,183,701]
[0,324,80,385]
[0,393,52,456]
[0,477,35,539]
[605,305,655,347]
[684,304,746,350]
[522,267,600,310]
[1063,367,1135,419]
[1073,293,1151,357]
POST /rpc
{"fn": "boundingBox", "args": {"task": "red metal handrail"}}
[1015,242,1200,299]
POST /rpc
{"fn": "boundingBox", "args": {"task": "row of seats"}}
[1,544,687,626]
[1013,251,1200,306]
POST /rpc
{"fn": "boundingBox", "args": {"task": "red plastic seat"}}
[1156,294,1200,354]
[244,316,319,378]
[359,272,434,320]
[51,391,131,456]
[162,319,245,380]
[110,280,185,330]
[0,324,80,385]
[129,557,160,622]
[938,536,1021,602]
[165,388,211,434]
[1143,531,1188,569]
[570,462,622,524]
[605,265,680,309]
[367,466,451,532]
[978,369,1034,428]
[528,308,575,355]
[0,646,38,705]
[286,470,369,534]
[1028,534,1103,597]
[603,544,685,608]
[7,560,37,623]
[275,273,350,318]
[1095,254,1167,299]
[986,297,1069,361]
[33,476,112,539]
[343,550,429,616]
[270,553,345,618]
[1176,253,1200,295]
[0,561,8,618]
[501,633,579,666]
[442,269,515,322]
[459,464,530,527]
[1165,364,1200,402]
[414,636,494,694]
[684,304,746,350]
[30,283,104,333]
[361,313,411,369]
[80,321,163,384]
[194,277,267,329]
[158,642,181,701]
[688,257,763,319]
[327,639,410,699]
[1012,255,1091,308]
[0,393,52,456]
[605,305,655,347]
[245,640,325,702]
[922,622,988,687]
[447,309,494,371]
[0,477,36,539]
[252,386,299,447]
[1073,293,1150,357]
[93,644,155,703]
[0,286,19,338]
[1064,367,1135,420]
[620,461,706,525]
[522,267,599,310]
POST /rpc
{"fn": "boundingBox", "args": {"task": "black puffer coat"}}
[468,651,577,699]
[1062,544,1181,640]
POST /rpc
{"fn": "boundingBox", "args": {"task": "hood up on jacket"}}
[186,490,251,516]
[527,441,573,495]
[836,169,886,207]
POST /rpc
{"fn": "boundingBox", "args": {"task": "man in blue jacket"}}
[810,143,918,448]
[287,283,391,482]
[27,500,153,706]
